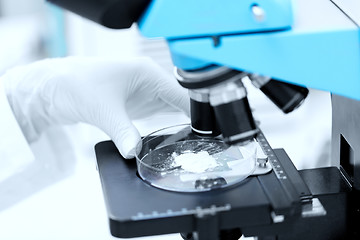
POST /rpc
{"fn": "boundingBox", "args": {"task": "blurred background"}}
[0,1,191,239]
[0,0,174,72]
[0,1,331,239]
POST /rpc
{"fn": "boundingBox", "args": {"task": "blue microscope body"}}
[138,0,360,100]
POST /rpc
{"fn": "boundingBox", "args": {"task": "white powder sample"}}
[172,151,218,173]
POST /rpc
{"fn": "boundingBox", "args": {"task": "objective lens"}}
[175,66,258,144]
[189,90,220,136]
[250,74,309,113]
[209,81,258,144]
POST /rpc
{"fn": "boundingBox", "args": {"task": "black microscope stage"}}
[95,132,351,240]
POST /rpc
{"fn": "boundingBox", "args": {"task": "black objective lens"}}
[209,81,258,144]
[190,98,220,136]
[250,75,309,113]
[261,79,309,113]
[212,97,258,144]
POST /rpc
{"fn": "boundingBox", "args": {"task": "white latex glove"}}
[3,57,190,158]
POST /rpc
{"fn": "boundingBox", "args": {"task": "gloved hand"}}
[2,57,190,158]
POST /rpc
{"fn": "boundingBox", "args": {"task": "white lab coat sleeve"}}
[0,77,34,183]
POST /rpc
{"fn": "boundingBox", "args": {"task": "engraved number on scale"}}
[256,132,287,180]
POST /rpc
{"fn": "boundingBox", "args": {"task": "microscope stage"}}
[95,132,313,238]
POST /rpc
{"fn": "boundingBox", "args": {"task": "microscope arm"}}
[164,0,360,100]
[47,0,360,100]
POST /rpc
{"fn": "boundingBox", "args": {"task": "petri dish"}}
[135,124,257,192]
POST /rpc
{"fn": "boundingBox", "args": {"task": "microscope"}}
[48,0,360,239]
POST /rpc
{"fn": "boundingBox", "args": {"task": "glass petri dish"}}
[135,124,257,192]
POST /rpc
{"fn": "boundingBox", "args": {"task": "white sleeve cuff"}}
[0,77,34,182]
